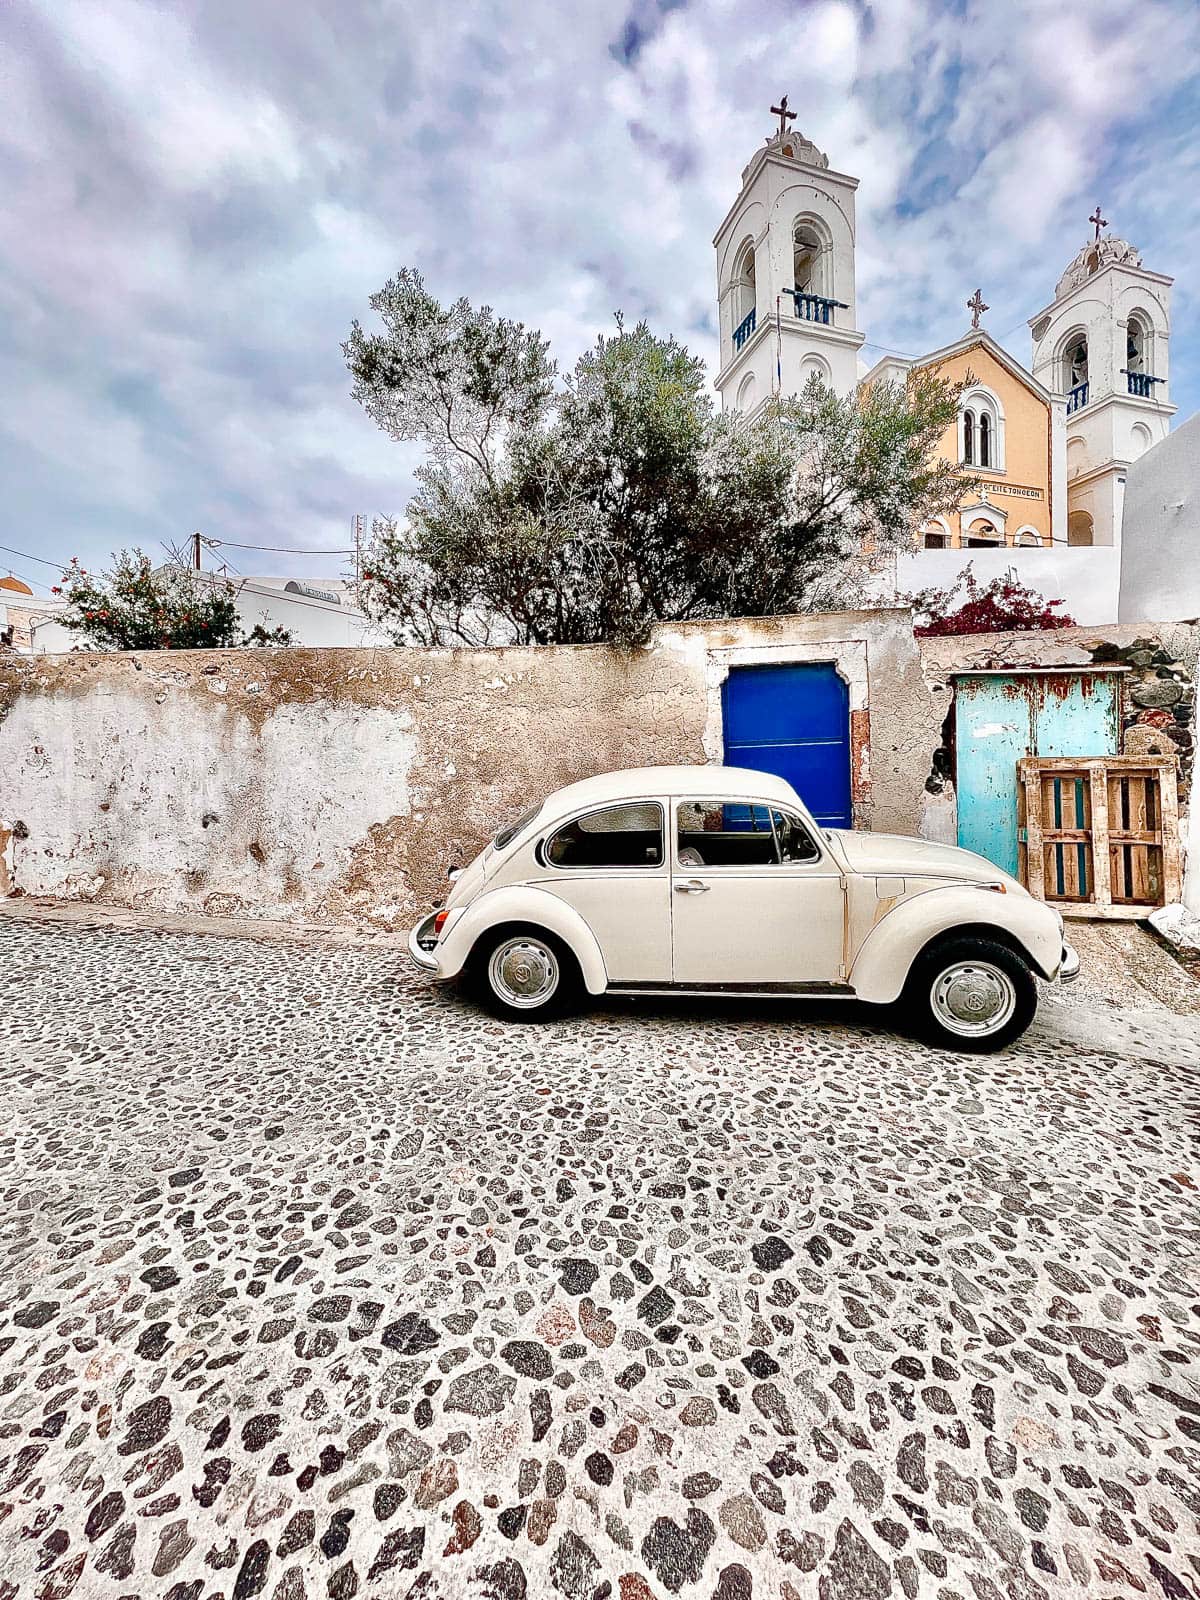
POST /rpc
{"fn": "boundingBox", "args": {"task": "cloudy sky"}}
[2,0,1198,588]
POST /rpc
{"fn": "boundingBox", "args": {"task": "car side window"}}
[545,802,664,869]
[677,800,780,868]
[770,809,821,864]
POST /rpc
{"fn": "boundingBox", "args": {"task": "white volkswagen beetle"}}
[408,766,1078,1051]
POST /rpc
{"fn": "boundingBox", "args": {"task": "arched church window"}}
[962,411,975,466]
[793,224,826,297]
[1068,510,1094,547]
[979,413,991,468]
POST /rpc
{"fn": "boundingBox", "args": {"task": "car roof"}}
[540,765,801,816]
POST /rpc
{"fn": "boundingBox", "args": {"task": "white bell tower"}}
[713,101,865,416]
[1028,216,1176,549]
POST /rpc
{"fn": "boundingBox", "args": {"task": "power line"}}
[0,542,68,573]
[207,539,358,555]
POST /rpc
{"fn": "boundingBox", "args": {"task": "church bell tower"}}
[1029,214,1176,548]
[713,99,865,416]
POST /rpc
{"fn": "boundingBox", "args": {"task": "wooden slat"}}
[1013,755,1179,917]
[1089,767,1111,907]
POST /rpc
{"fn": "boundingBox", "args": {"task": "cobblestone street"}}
[2,910,1199,1600]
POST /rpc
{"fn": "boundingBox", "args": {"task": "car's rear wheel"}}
[902,935,1037,1053]
[473,928,581,1022]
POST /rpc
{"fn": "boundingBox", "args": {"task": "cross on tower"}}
[1089,204,1107,241]
[770,95,797,139]
[967,288,989,329]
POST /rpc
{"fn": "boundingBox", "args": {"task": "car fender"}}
[433,885,609,994]
[849,885,1063,1004]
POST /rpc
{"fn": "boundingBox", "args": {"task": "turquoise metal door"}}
[956,672,1120,875]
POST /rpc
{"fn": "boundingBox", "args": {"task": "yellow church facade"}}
[865,330,1062,551]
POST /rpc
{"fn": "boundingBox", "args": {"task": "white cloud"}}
[0,0,1196,582]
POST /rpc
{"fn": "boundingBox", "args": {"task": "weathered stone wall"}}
[0,610,935,928]
[918,622,1199,892]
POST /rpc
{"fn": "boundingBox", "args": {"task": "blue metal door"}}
[956,672,1120,875]
[722,663,852,827]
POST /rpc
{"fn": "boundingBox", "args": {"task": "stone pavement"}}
[1,909,1199,1600]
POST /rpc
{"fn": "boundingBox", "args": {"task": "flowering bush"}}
[55,550,293,650]
[904,567,1077,637]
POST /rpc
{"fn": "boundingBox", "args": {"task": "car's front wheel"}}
[473,928,581,1022]
[902,935,1037,1052]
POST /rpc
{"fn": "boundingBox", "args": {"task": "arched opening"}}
[1017,527,1042,547]
[732,243,756,348]
[736,372,758,413]
[962,410,975,466]
[979,413,992,468]
[1064,334,1089,412]
[922,527,948,549]
[1130,422,1152,459]
[793,223,827,297]
[966,519,1001,549]
[1126,313,1154,395]
[1068,510,1094,547]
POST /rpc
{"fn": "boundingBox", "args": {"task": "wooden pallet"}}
[1017,756,1181,919]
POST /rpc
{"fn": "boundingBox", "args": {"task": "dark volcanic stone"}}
[500,1340,553,1379]
[368,1525,425,1580]
[472,1558,527,1599]
[558,1257,600,1295]
[751,1235,795,1272]
[242,1414,281,1453]
[640,1509,716,1593]
[309,1295,352,1323]
[136,1321,171,1360]
[381,1313,440,1354]
[743,1349,780,1378]
[232,1538,271,1599]
[637,1286,675,1327]
[169,1167,202,1187]
[584,1451,614,1486]
[497,1505,527,1539]
[118,1395,172,1456]
[13,1300,59,1329]
[85,1491,125,1542]
[549,1530,600,1598]
[141,1265,181,1292]
[822,1519,891,1600]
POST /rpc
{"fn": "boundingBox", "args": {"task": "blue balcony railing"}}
[1066,381,1089,415]
[732,307,756,350]
[789,290,847,324]
[1125,371,1162,397]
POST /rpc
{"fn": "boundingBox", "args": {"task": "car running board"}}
[606,980,856,998]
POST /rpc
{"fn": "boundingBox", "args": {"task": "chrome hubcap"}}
[489,938,559,1010]
[931,961,1016,1038]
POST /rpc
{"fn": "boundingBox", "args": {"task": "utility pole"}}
[353,515,364,583]
[192,531,202,571]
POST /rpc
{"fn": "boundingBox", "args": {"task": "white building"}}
[713,119,865,415]
[7,571,389,654]
[1029,234,1177,552]
[715,112,1186,625]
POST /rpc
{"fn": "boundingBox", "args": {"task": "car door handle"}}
[674,879,710,893]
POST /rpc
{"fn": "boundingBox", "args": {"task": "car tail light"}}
[434,909,450,937]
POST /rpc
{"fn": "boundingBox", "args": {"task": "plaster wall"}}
[1120,411,1200,623]
[0,610,935,928]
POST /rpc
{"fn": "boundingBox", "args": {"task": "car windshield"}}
[493,802,542,852]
